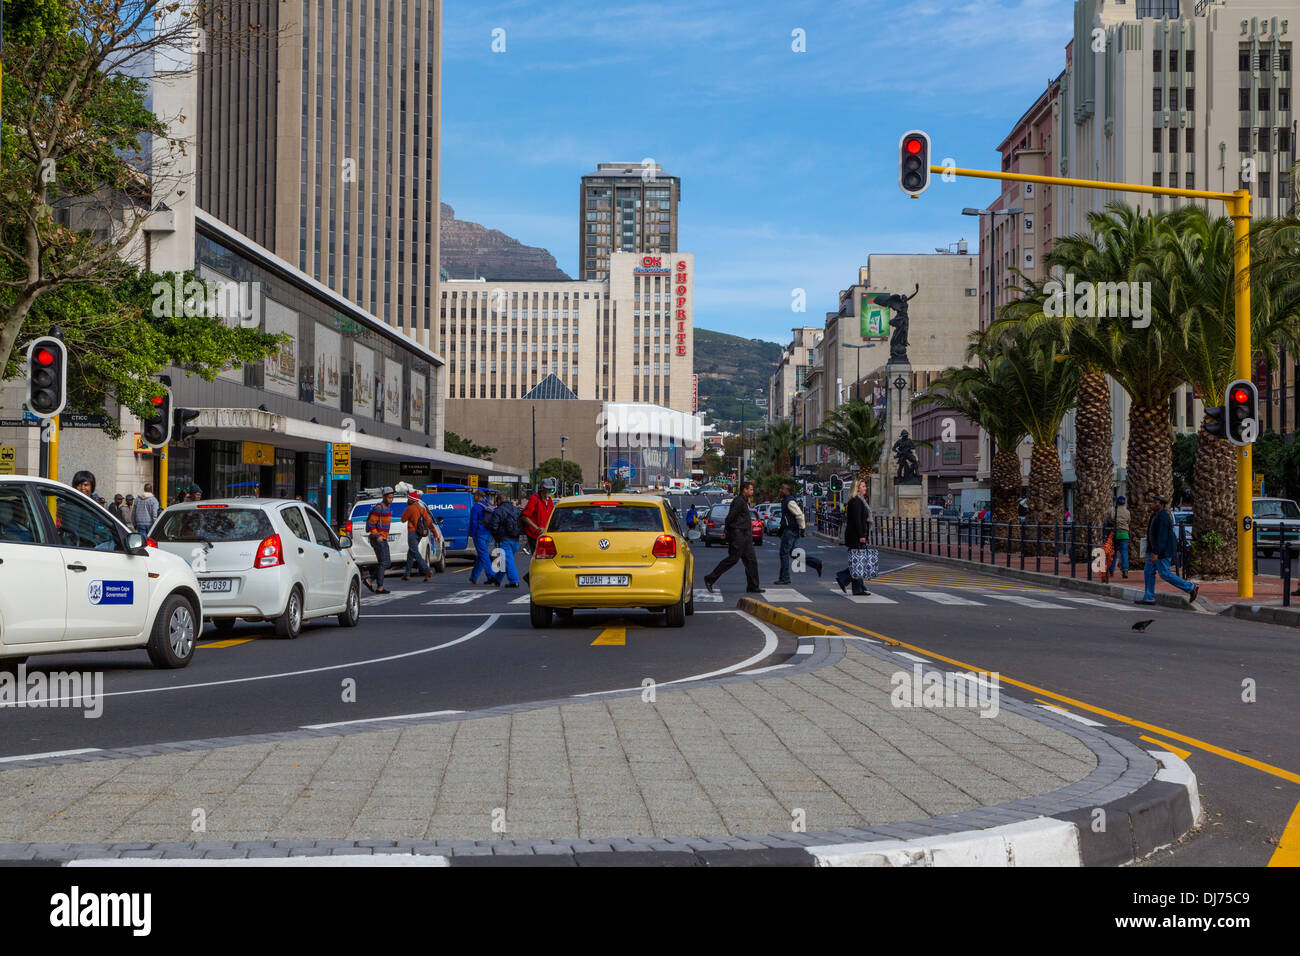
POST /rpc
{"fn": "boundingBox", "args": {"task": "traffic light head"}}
[1224,379,1258,445]
[829,474,843,492]
[26,337,67,418]
[142,386,173,449]
[172,406,200,444]
[1202,405,1227,440]
[898,130,932,197]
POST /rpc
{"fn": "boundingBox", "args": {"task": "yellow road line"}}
[800,607,1300,786]
[197,638,256,649]
[1139,735,1193,761]
[590,626,627,646]
[1269,798,1300,866]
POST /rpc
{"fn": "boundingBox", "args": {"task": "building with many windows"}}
[579,163,681,280]
[439,252,695,412]
[196,0,442,349]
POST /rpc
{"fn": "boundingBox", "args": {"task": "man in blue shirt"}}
[1138,493,1198,605]
[468,490,502,586]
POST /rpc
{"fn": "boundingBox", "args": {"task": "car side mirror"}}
[127,532,149,555]
[338,535,353,550]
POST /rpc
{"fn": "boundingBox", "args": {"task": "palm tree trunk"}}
[1189,424,1236,579]
[1125,399,1173,521]
[1027,440,1064,556]
[1073,367,1113,559]
[991,447,1021,554]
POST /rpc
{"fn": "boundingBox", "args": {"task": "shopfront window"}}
[274,451,296,499]
[208,440,259,499]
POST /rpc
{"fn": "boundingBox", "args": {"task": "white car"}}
[149,498,362,639]
[346,493,447,575]
[0,475,202,669]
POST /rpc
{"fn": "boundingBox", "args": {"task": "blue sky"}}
[441,0,1074,343]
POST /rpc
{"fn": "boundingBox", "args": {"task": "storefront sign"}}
[692,374,698,413]
[941,443,962,465]
[329,442,351,479]
[133,433,154,456]
[242,441,275,466]
[634,255,671,275]
[674,259,689,357]
[467,474,479,489]
[400,461,431,481]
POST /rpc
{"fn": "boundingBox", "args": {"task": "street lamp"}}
[843,343,874,402]
[559,435,569,487]
[961,206,1023,331]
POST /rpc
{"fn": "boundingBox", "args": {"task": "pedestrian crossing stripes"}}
[761,587,809,603]
[693,588,724,604]
[871,569,1052,593]
[982,593,1071,609]
[424,589,492,605]
[906,591,986,606]
[1059,596,1159,612]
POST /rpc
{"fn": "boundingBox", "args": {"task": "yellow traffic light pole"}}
[930,164,1254,597]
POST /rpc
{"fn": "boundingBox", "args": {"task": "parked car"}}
[0,475,203,669]
[347,491,450,572]
[1252,497,1300,558]
[151,498,362,639]
[750,509,764,545]
[702,503,730,547]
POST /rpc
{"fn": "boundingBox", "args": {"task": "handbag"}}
[848,548,879,581]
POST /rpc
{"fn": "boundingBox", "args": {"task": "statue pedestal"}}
[878,361,914,514]
[894,481,926,519]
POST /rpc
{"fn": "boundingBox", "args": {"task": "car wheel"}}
[337,579,361,627]
[685,587,695,616]
[666,593,686,628]
[530,601,553,629]
[275,586,304,639]
[147,593,197,668]
[435,549,447,573]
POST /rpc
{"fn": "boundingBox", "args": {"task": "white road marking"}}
[510,595,532,604]
[1036,704,1106,727]
[693,587,724,603]
[301,710,463,730]
[982,593,1071,609]
[738,664,795,675]
[0,748,101,764]
[24,616,503,706]
[367,612,527,617]
[571,611,780,697]
[761,587,809,603]
[874,562,918,575]
[907,591,986,606]
[824,586,898,604]
[1059,596,1156,612]
[794,644,815,655]
[893,652,929,663]
[424,589,490,605]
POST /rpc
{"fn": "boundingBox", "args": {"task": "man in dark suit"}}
[1138,493,1198,605]
[703,480,762,594]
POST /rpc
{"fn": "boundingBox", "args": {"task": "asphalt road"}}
[5,529,1296,866]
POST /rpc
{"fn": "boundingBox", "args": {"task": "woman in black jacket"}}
[835,478,872,595]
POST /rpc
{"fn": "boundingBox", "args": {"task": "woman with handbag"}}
[835,478,872,596]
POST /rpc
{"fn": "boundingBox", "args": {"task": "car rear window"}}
[710,505,729,519]
[550,503,665,533]
[153,507,274,543]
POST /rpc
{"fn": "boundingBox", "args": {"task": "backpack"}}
[494,501,521,540]
[482,504,503,538]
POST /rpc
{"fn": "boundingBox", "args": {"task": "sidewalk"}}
[0,638,1177,864]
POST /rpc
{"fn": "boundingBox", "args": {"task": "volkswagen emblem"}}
[598,538,610,550]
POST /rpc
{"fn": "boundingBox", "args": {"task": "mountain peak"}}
[440,203,571,281]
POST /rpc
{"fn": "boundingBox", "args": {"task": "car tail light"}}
[652,534,676,558]
[146,538,158,548]
[534,535,557,559]
[197,503,227,508]
[255,534,285,568]
[706,520,715,529]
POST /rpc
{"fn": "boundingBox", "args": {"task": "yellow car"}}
[528,495,696,628]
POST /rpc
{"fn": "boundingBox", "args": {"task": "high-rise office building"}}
[579,163,681,280]
[196,0,442,351]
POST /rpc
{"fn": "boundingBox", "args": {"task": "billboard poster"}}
[384,356,402,426]
[315,324,341,408]
[411,372,426,433]
[262,299,299,397]
[352,344,375,418]
[202,265,249,384]
[860,295,891,340]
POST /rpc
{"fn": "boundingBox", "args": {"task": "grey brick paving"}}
[0,635,1167,860]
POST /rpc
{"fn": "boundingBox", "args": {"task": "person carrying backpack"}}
[399,490,434,582]
[490,495,523,588]
[468,490,502,586]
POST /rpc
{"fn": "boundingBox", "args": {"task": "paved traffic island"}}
[0,637,1190,865]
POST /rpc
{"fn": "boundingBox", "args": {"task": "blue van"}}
[420,490,476,558]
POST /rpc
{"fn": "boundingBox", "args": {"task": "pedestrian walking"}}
[363,486,395,594]
[703,480,762,594]
[1137,493,1198,606]
[468,490,501,586]
[835,479,873,596]
[520,479,557,581]
[109,494,129,525]
[1107,496,1131,579]
[774,480,822,584]
[130,483,161,532]
[399,489,434,582]
[487,495,523,588]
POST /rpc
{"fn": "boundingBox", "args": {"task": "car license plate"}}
[578,575,630,587]
[199,578,233,593]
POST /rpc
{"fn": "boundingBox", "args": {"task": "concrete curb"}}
[1219,602,1300,627]
[735,595,847,636]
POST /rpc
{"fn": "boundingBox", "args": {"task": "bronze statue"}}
[893,430,920,483]
[874,284,920,365]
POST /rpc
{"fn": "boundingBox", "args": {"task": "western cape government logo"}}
[88,580,135,605]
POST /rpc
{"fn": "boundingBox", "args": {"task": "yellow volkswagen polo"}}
[528,495,695,628]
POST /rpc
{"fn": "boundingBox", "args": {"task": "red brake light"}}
[146,538,158,548]
[255,533,285,568]
[197,503,227,509]
[534,535,557,559]
[652,534,677,558]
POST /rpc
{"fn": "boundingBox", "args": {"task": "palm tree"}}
[1164,206,1300,576]
[977,322,1080,553]
[918,346,1029,550]
[807,399,887,492]
[999,204,1187,524]
[762,420,801,476]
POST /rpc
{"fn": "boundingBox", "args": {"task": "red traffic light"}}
[34,348,55,366]
[1231,388,1249,404]
[151,395,165,406]
[905,138,923,155]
